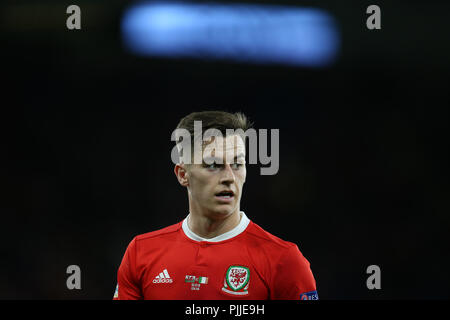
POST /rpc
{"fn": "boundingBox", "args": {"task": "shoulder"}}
[124,221,182,253]
[245,221,298,251]
[122,221,183,261]
[245,221,310,264]
[134,221,182,242]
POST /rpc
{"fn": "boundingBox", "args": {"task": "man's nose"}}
[219,164,235,185]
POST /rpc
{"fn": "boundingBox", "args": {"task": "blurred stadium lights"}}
[121,1,340,67]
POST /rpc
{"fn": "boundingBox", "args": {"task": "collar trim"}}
[182,211,250,242]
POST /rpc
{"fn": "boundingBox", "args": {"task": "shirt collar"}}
[182,211,250,242]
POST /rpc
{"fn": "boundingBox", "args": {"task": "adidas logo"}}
[152,269,173,283]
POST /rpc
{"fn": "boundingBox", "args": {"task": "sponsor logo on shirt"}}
[222,265,250,295]
[153,269,173,283]
[300,290,319,300]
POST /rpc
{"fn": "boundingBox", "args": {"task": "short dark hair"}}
[175,111,252,139]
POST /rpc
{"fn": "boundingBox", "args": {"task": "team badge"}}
[222,266,250,295]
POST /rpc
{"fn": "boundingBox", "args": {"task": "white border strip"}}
[182,211,250,242]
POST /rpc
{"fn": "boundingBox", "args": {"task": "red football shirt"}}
[113,212,317,300]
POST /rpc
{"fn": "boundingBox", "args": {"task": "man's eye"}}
[204,162,243,170]
[231,163,243,169]
[205,163,220,169]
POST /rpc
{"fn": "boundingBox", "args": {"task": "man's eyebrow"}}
[202,153,245,163]
[202,156,223,163]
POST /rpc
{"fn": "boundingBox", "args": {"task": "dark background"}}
[1,0,449,299]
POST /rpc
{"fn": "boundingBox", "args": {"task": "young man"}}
[113,111,317,300]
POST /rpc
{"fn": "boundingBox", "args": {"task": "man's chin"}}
[209,205,237,218]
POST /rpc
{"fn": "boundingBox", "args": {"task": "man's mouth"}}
[215,190,235,201]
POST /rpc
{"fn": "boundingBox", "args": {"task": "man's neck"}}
[187,209,242,240]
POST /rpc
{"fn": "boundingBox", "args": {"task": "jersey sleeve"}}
[113,237,143,300]
[270,244,318,300]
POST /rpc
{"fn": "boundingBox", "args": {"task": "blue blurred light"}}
[121,2,340,67]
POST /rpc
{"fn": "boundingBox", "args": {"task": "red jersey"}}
[113,212,317,300]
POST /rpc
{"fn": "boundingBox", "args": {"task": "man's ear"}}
[174,163,189,187]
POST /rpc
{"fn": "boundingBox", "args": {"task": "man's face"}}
[184,134,246,218]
